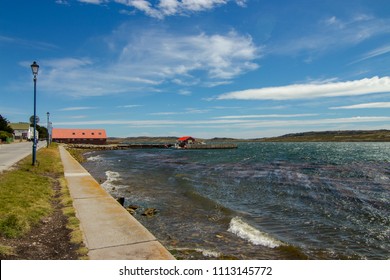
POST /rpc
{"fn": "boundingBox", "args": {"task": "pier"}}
[182,143,237,149]
[66,143,237,150]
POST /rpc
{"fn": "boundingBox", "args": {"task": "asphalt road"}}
[0,141,46,173]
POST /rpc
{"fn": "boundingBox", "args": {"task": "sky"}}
[0,0,389,138]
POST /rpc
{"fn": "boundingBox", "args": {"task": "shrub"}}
[0,131,12,142]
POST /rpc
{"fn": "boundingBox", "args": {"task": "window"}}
[82,132,85,135]
[91,132,95,135]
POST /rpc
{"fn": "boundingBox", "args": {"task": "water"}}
[82,142,390,259]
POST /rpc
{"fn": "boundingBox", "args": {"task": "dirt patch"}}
[0,182,84,260]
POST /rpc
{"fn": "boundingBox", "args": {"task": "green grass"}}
[59,177,89,258]
[66,148,86,163]
[0,244,15,256]
[0,150,56,238]
[0,143,88,258]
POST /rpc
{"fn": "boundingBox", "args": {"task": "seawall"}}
[59,146,175,260]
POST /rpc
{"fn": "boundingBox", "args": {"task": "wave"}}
[173,247,221,258]
[101,171,121,190]
[87,155,103,162]
[228,217,283,248]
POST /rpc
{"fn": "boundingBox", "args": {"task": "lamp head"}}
[31,61,39,76]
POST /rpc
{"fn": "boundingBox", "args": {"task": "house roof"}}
[10,123,30,130]
[52,128,107,139]
[178,136,195,141]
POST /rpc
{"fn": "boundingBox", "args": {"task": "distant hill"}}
[256,130,390,142]
[108,136,178,144]
[108,130,390,143]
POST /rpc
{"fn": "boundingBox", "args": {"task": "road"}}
[0,141,46,173]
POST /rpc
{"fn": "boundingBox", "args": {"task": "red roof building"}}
[176,136,195,147]
[52,128,107,144]
[177,136,195,142]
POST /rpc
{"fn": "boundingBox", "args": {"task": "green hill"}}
[256,130,390,142]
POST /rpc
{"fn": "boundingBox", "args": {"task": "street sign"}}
[30,115,40,124]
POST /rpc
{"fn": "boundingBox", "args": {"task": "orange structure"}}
[52,128,107,144]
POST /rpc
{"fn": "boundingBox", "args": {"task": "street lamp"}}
[31,61,39,165]
[46,112,50,148]
[49,121,52,145]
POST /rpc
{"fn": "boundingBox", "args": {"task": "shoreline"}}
[60,146,175,260]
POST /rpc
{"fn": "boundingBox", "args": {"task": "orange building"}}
[52,128,107,144]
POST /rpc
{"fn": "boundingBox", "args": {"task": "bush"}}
[0,131,12,142]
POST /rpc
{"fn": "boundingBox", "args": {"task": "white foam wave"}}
[197,249,221,258]
[101,171,121,189]
[87,155,103,162]
[228,217,283,248]
[173,247,221,258]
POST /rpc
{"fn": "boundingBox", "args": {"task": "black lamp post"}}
[46,112,50,148]
[49,121,52,145]
[31,61,39,165]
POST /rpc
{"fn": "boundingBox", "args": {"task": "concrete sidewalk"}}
[59,146,175,260]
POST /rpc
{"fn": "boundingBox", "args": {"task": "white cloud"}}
[43,57,93,69]
[180,0,227,12]
[117,104,143,108]
[84,0,246,19]
[216,76,390,100]
[1,36,58,51]
[351,44,390,64]
[234,116,390,129]
[37,29,259,97]
[271,14,390,56]
[215,114,318,119]
[150,108,209,115]
[330,102,390,110]
[118,0,163,18]
[56,0,69,4]
[54,116,390,129]
[78,0,107,4]
[59,107,97,111]
[114,29,260,82]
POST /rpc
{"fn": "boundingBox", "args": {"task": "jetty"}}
[118,143,174,149]
[180,143,237,149]
[65,142,237,150]
[65,143,172,150]
[175,136,237,149]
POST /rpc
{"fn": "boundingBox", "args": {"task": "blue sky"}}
[1,0,389,138]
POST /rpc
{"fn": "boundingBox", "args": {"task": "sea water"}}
[82,142,390,259]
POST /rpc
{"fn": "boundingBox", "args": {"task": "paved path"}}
[0,141,45,172]
[59,146,175,260]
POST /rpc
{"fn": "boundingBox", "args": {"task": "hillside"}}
[256,130,390,142]
[107,130,390,143]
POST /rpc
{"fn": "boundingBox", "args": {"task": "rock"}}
[127,205,139,210]
[126,208,136,215]
[142,208,157,217]
[116,197,125,206]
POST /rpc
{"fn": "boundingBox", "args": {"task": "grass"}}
[0,156,54,238]
[59,177,89,258]
[66,148,86,163]
[0,143,87,258]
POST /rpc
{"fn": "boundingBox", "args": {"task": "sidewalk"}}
[59,146,175,260]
